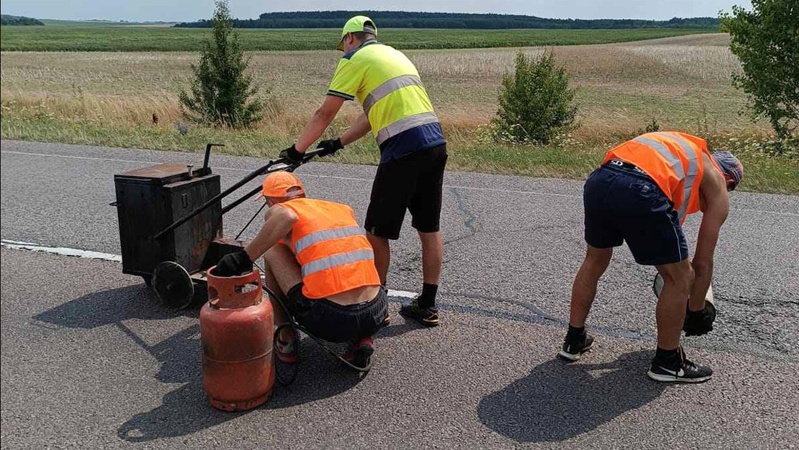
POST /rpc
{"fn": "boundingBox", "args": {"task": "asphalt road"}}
[1,140,798,449]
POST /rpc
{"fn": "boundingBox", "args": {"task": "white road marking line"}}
[0,150,578,198]
[2,150,155,166]
[1,150,376,186]
[3,149,797,216]
[0,238,419,298]
[387,290,417,299]
[1,239,122,262]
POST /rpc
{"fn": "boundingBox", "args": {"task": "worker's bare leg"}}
[569,245,613,327]
[367,232,390,286]
[263,244,303,343]
[418,231,443,285]
[654,260,694,350]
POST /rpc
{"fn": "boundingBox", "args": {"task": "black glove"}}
[279,145,304,163]
[683,302,716,336]
[213,250,253,277]
[317,138,343,157]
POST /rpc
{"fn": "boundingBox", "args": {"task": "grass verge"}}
[2,116,796,194]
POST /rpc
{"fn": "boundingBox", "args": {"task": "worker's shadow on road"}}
[478,351,667,443]
[117,337,367,442]
[33,283,197,329]
[34,284,365,443]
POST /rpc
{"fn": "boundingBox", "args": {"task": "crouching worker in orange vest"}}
[214,171,388,370]
[559,132,743,383]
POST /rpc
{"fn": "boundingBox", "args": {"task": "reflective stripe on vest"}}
[653,132,699,220]
[632,133,698,221]
[632,136,685,178]
[293,225,364,254]
[363,74,424,116]
[376,111,440,145]
[281,198,380,299]
[301,249,375,278]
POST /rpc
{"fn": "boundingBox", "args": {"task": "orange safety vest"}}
[280,198,380,299]
[603,132,723,223]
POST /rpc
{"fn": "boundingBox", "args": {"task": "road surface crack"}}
[446,187,479,245]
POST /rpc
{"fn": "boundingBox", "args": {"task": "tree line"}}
[1,15,45,26]
[175,11,719,30]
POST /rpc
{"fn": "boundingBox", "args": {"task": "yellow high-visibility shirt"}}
[327,40,445,163]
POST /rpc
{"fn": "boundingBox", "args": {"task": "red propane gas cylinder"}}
[200,267,274,411]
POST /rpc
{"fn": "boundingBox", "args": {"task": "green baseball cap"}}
[337,15,377,51]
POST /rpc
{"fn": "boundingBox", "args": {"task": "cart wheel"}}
[142,275,153,287]
[152,261,194,310]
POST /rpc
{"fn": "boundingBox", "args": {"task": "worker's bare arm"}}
[294,95,346,152]
[245,205,299,261]
[690,154,730,310]
[340,113,372,146]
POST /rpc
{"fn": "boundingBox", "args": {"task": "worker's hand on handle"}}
[279,145,305,164]
[214,250,253,277]
[317,138,343,157]
[683,302,716,336]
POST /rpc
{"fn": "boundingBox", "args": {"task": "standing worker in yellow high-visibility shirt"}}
[280,16,447,327]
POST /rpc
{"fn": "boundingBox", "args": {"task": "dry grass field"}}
[2,33,796,192]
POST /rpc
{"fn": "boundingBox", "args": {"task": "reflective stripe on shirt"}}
[362,74,424,116]
[376,112,440,145]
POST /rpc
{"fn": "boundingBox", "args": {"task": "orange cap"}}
[261,171,305,198]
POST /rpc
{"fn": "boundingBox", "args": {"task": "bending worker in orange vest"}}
[214,172,389,369]
[558,132,743,383]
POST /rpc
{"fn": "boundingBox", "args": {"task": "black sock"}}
[655,346,680,361]
[567,325,585,337]
[417,283,438,308]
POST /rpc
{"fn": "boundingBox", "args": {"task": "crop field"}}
[0,25,716,52]
[1,32,797,193]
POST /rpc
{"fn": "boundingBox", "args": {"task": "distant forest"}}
[175,11,720,29]
[1,15,45,26]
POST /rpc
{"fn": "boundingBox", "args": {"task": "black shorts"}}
[583,162,689,266]
[285,284,388,343]
[365,145,448,240]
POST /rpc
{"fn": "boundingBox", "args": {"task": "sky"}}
[1,0,752,23]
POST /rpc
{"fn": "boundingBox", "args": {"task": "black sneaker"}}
[647,348,713,383]
[558,332,594,361]
[399,299,439,327]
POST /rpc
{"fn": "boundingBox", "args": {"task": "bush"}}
[179,1,263,128]
[492,51,578,145]
[721,0,798,141]
[638,117,660,134]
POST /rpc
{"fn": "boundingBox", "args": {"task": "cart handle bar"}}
[152,148,324,240]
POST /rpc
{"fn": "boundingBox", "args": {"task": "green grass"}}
[2,115,796,194]
[0,26,716,52]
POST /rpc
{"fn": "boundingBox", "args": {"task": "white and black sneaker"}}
[558,332,594,361]
[647,349,713,383]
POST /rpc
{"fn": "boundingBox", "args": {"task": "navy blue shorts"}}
[286,284,389,343]
[583,162,688,266]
